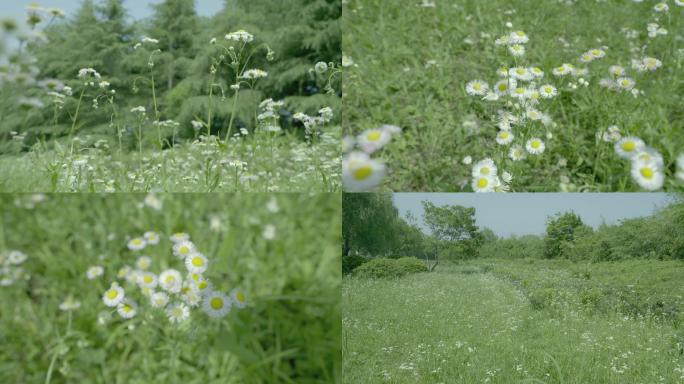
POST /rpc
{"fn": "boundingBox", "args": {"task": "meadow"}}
[0,1,341,192]
[343,259,684,384]
[0,193,341,383]
[342,0,684,192]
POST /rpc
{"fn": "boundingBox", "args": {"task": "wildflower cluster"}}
[609,134,665,190]
[100,232,246,323]
[342,125,401,191]
[0,250,28,286]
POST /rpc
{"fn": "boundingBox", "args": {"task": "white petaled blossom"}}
[150,291,169,308]
[472,158,497,178]
[241,69,268,79]
[262,224,276,240]
[203,291,231,318]
[357,128,392,154]
[631,159,664,190]
[509,145,526,161]
[526,138,545,155]
[86,265,104,280]
[614,137,645,159]
[127,237,146,251]
[539,84,557,98]
[173,240,195,259]
[117,299,137,319]
[342,151,386,192]
[472,175,496,193]
[141,36,159,44]
[231,289,247,309]
[159,269,182,293]
[77,68,101,79]
[103,283,125,307]
[495,130,514,145]
[185,252,208,274]
[508,31,529,44]
[465,80,488,96]
[225,30,254,43]
[170,232,190,243]
[314,61,328,73]
[167,302,190,323]
[143,231,160,245]
[138,272,158,289]
[136,256,152,270]
[130,106,146,114]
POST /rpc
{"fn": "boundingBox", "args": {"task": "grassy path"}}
[343,265,684,383]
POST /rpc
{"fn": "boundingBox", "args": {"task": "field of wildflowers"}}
[343,260,684,383]
[0,193,341,383]
[342,0,684,192]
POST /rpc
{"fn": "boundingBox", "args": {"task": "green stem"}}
[68,88,86,155]
[225,89,240,143]
[44,351,59,384]
[151,73,161,148]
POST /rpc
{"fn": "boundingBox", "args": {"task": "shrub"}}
[353,257,427,279]
[342,254,368,275]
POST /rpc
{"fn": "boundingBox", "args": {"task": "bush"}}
[353,257,427,279]
[342,254,368,275]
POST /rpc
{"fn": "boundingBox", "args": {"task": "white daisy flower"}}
[169,232,190,243]
[509,67,533,81]
[262,225,276,240]
[117,299,137,319]
[501,171,513,184]
[495,130,514,145]
[526,138,545,155]
[167,302,190,323]
[609,65,625,77]
[127,237,146,251]
[203,291,232,318]
[150,291,169,308]
[231,289,247,309]
[138,272,158,289]
[615,137,645,159]
[103,283,125,307]
[181,288,202,307]
[676,0,684,6]
[472,175,496,193]
[136,256,152,270]
[143,231,160,245]
[530,67,544,78]
[654,3,668,12]
[494,78,515,96]
[185,252,208,274]
[552,63,574,77]
[539,84,557,98]
[508,30,529,44]
[588,48,606,59]
[172,240,195,259]
[510,86,528,99]
[357,128,392,154]
[643,57,662,71]
[189,274,213,295]
[472,158,497,178]
[509,145,526,161]
[631,160,664,190]
[580,52,594,63]
[525,109,543,121]
[86,265,104,280]
[633,148,664,168]
[342,151,386,192]
[159,269,182,293]
[465,80,489,96]
[616,77,635,90]
[266,198,279,213]
[508,44,525,57]
[117,265,131,279]
[496,67,509,77]
[462,156,473,165]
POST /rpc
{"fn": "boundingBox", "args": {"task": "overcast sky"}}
[393,193,676,237]
[0,0,224,21]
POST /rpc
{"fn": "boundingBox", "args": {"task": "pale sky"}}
[0,0,224,21]
[393,193,676,237]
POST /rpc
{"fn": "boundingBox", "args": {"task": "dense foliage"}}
[353,257,427,279]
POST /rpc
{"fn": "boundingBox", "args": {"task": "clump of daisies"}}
[470,158,513,192]
[611,133,665,190]
[292,106,335,140]
[342,124,401,191]
[464,29,556,192]
[0,250,29,286]
[101,232,247,323]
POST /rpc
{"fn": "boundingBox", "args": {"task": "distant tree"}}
[422,202,481,261]
[342,193,399,257]
[543,211,589,259]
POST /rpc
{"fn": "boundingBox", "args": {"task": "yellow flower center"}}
[531,140,541,149]
[123,305,132,313]
[165,275,175,284]
[367,131,382,141]
[498,84,507,91]
[477,178,489,188]
[180,246,189,254]
[198,281,208,290]
[192,257,204,267]
[640,167,654,179]
[544,86,553,93]
[210,297,224,310]
[516,68,525,75]
[499,132,509,139]
[622,141,636,152]
[133,239,142,245]
[515,88,525,94]
[353,166,373,180]
[236,292,245,302]
[143,275,153,284]
[473,83,481,90]
[106,289,118,299]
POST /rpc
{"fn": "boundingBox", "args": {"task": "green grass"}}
[0,193,341,383]
[343,0,684,191]
[0,129,340,192]
[343,259,684,383]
